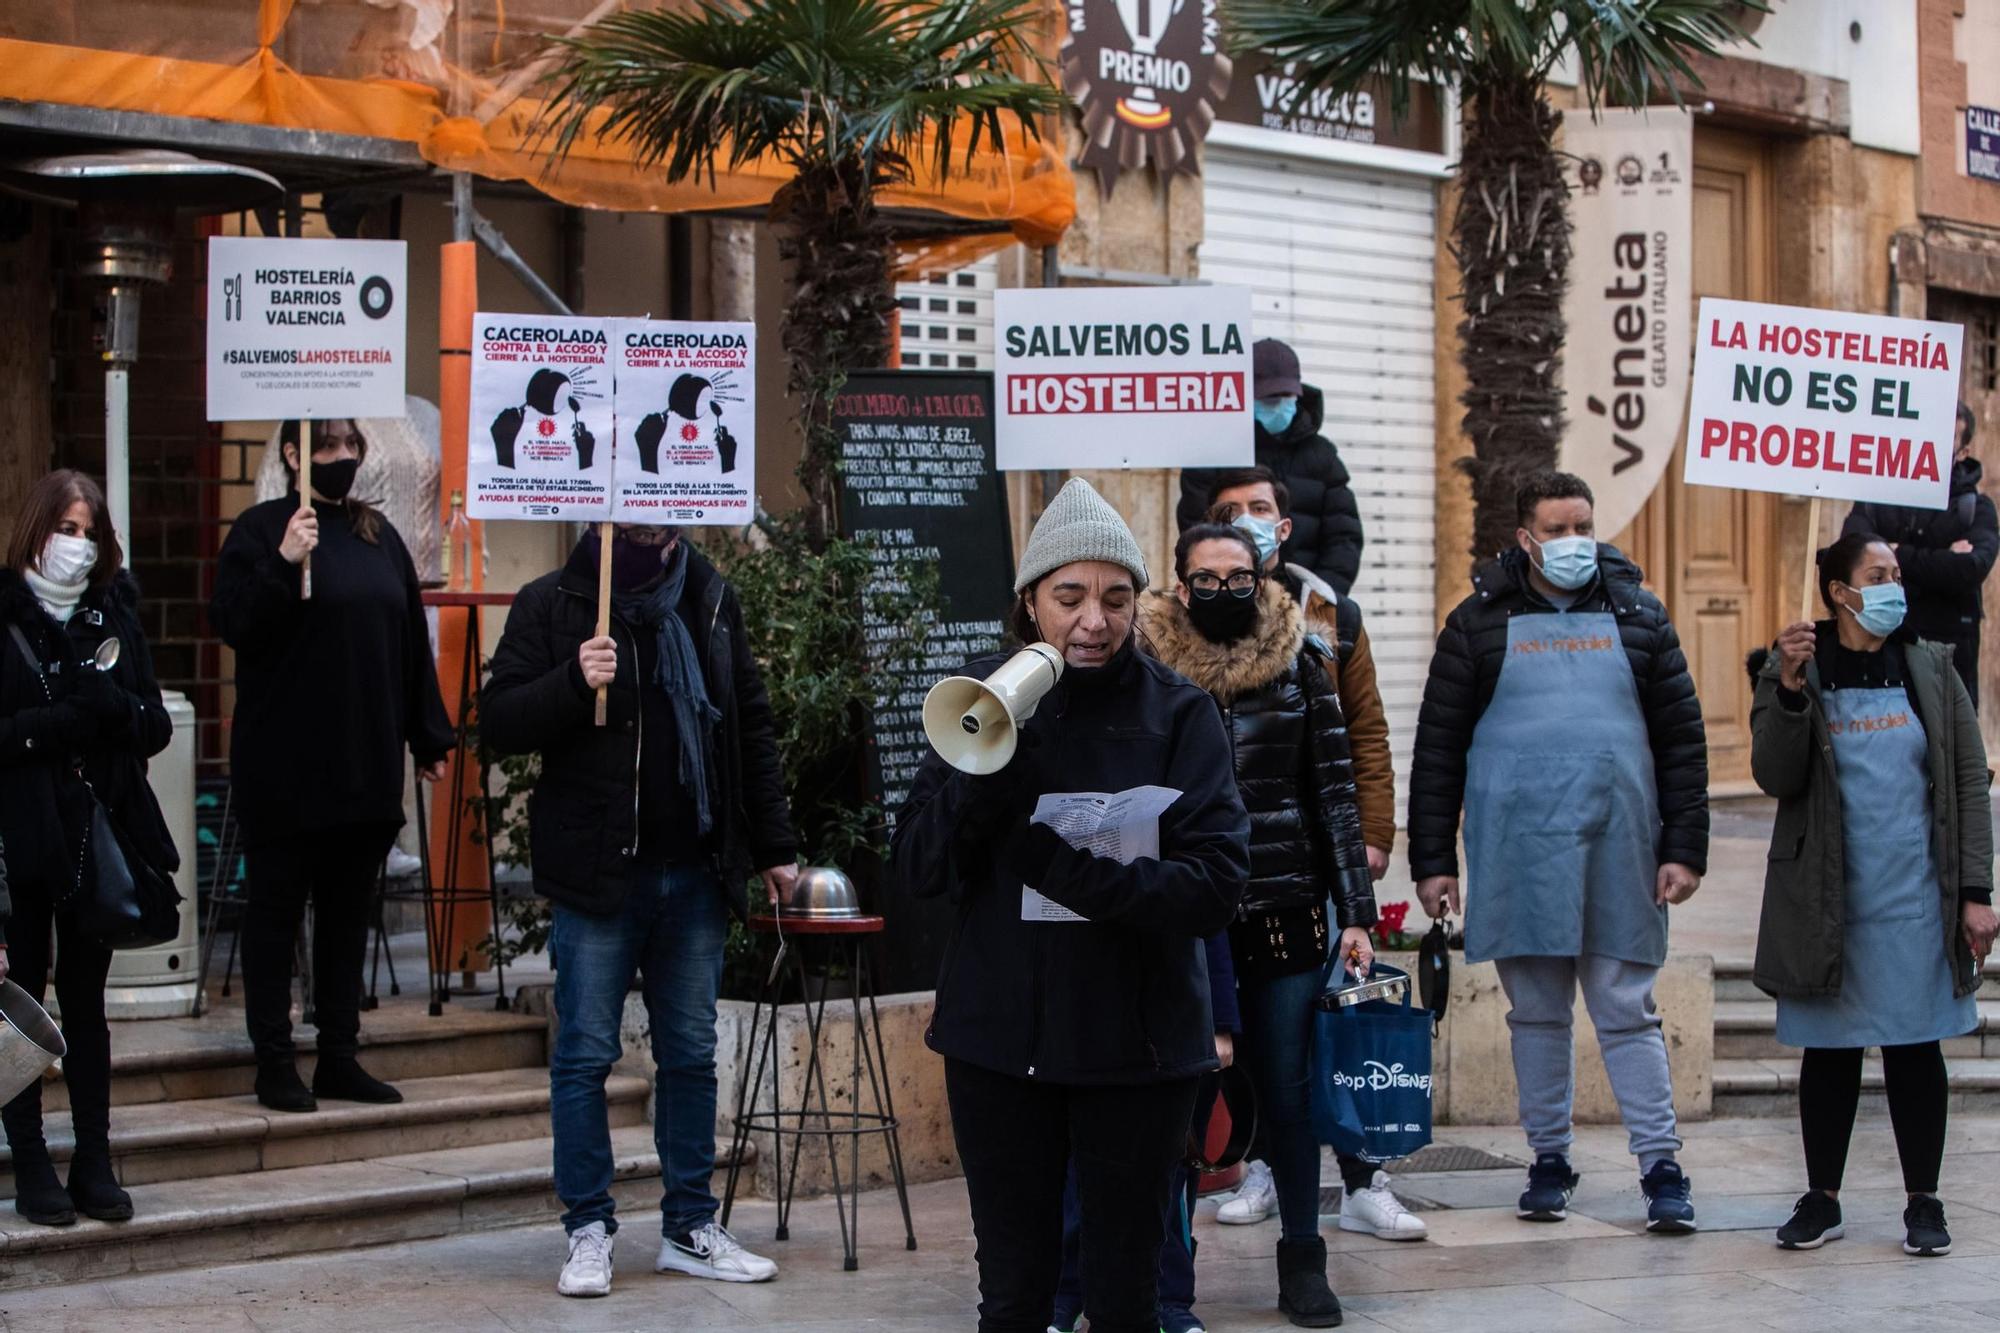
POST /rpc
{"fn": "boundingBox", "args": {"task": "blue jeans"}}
[1236,967,1324,1240]
[550,863,728,1237]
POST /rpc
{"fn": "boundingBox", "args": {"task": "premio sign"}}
[1063,0,1229,195]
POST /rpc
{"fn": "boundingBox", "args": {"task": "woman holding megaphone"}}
[892,479,1250,1333]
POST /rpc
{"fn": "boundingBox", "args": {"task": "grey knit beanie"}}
[1014,478,1149,592]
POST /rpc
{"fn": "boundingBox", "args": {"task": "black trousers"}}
[241,824,396,1065]
[1949,630,1981,711]
[1799,1042,1949,1194]
[945,1056,1199,1333]
[1,877,115,1155]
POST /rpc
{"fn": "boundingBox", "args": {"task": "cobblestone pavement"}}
[5,1110,1998,1331]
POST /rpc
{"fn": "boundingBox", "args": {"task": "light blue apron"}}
[1462,613,1665,966]
[1776,685,1978,1049]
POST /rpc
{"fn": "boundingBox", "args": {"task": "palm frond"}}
[536,0,1061,187]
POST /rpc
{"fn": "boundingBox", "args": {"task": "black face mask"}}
[1186,586,1259,642]
[313,457,362,502]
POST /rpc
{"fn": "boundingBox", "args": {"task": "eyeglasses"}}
[1186,571,1257,599]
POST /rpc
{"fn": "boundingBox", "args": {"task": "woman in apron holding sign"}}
[1751,532,1999,1257]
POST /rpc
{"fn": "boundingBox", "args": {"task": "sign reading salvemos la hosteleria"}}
[1062,0,1229,194]
[993,284,1255,471]
[1683,299,1963,509]
[205,236,408,421]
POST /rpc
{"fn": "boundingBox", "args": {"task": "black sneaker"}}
[1903,1195,1951,1256]
[1640,1160,1697,1234]
[1775,1191,1843,1250]
[1517,1152,1579,1221]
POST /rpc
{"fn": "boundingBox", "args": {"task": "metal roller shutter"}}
[1198,146,1438,825]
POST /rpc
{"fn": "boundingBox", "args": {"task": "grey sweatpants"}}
[1494,954,1681,1165]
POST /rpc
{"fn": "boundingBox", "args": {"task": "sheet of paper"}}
[1019,785,1182,924]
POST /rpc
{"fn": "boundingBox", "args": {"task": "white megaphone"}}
[921,642,1065,775]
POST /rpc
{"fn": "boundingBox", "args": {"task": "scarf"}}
[611,543,721,837]
[25,566,86,624]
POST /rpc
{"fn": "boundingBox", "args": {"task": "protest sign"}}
[465,314,614,521]
[993,285,1254,470]
[1559,108,1692,537]
[610,320,756,525]
[1683,298,1963,511]
[206,236,408,422]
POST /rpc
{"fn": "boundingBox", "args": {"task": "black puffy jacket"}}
[481,541,797,919]
[892,642,1250,1085]
[1407,545,1709,881]
[1177,385,1365,594]
[1843,457,2000,643]
[0,568,178,945]
[1141,582,1375,927]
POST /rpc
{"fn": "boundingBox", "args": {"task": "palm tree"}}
[1221,0,1757,564]
[538,0,1064,537]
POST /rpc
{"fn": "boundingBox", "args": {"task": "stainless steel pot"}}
[777,865,861,919]
[0,980,66,1106]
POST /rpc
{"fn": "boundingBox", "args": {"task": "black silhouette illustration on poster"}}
[489,365,604,470]
[634,371,745,474]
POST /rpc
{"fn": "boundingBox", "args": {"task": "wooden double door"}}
[1611,127,1778,785]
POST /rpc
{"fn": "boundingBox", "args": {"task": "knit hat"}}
[1014,478,1149,593]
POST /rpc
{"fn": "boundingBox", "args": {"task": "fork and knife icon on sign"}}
[222,274,242,321]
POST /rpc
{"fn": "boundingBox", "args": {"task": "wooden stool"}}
[720,914,917,1271]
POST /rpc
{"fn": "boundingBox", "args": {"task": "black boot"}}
[66,1146,133,1222]
[255,1060,319,1113]
[1277,1236,1342,1328]
[10,1142,77,1227]
[312,1057,402,1104]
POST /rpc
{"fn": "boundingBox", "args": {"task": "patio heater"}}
[1,150,281,1018]
[0,149,282,537]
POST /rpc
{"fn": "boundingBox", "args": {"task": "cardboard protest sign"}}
[993,285,1254,471]
[1683,298,1963,510]
[610,320,756,525]
[466,314,613,520]
[206,236,408,421]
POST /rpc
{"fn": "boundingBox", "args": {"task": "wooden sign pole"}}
[593,519,613,726]
[301,420,314,600]
[1800,494,1822,622]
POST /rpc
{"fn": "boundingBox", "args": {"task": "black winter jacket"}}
[481,541,797,919]
[1140,582,1375,927]
[1842,457,2000,643]
[211,495,453,841]
[0,568,178,946]
[1178,385,1366,595]
[892,643,1250,1085]
[1407,546,1710,881]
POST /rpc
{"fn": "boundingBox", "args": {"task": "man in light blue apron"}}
[1408,471,1710,1233]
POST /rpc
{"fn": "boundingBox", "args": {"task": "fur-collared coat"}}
[1142,581,1376,927]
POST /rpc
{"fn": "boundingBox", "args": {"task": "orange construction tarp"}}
[0,0,1075,269]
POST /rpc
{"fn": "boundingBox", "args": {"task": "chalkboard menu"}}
[837,369,1011,991]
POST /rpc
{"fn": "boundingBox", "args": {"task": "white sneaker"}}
[557,1222,613,1297]
[384,846,423,878]
[1338,1171,1428,1241]
[656,1220,779,1283]
[1216,1158,1276,1226]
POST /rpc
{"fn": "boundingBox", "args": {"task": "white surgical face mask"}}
[39,532,97,586]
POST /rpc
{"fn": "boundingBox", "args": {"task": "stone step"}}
[44,1006,549,1111]
[1711,961,2000,1005]
[2,1068,649,1198]
[1714,999,2000,1060]
[1713,1055,2000,1117]
[0,1124,664,1292]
